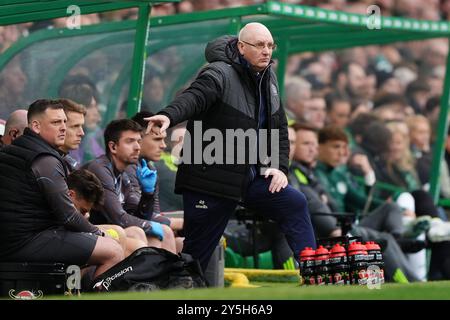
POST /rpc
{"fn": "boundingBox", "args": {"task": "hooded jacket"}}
[158,36,289,201]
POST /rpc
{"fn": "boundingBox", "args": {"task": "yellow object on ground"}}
[224,272,259,288]
[105,228,119,240]
[225,268,301,284]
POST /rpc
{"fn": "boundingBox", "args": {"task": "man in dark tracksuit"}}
[146,23,316,271]
[0,100,123,278]
[84,154,167,232]
[83,119,177,253]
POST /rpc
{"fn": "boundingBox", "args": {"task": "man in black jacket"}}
[0,100,123,278]
[146,23,316,271]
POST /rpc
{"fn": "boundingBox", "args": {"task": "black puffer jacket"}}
[158,36,289,201]
[0,128,100,258]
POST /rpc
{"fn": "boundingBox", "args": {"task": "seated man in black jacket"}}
[0,100,123,279]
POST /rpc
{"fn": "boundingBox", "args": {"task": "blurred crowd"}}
[3,0,450,53]
[1,0,450,198]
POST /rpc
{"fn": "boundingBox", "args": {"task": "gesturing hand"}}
[136,159,157,193]
[145,115,170,135]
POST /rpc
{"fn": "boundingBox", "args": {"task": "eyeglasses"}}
[241,40,277,51]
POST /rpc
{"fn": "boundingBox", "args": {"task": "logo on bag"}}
[9,289,43,300]
[93,266,133,291]
[195,200,208,209]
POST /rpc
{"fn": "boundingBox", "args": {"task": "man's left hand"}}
[264,168,288,193]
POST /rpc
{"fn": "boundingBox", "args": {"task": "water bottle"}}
[365,241,384,285]
[348,242,368,285]
[329,243,350,285]
[314,245,332,285]
[299,247,316,285]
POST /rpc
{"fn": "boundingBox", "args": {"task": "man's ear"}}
[68,189,76,200]
[237,41,245,56]
[8,128,19,139]
[108,141,117,154]
[30,119,40,134]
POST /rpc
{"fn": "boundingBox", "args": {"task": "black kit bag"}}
[90,247,206,292]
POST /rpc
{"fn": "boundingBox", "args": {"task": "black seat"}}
[233,206,270,269]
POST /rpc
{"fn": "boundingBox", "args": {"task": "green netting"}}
[0,1,179,26]
[101,18,234,122]
[128,19,232,115]
[0,27,135,121]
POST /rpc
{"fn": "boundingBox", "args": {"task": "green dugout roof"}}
[0,1,449,203]
[0,1,179,26]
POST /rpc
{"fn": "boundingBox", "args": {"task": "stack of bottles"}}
[299,241,384,286]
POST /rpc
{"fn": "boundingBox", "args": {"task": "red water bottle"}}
[329,243,350,285]
[299,247,316,285]
[365,241,385,285]
[348,242,368,285]
[315,245,332,285]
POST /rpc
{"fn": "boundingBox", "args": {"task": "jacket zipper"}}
[239,64,271,202]
[257,64,270,130]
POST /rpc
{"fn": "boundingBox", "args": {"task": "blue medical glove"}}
[145,221,164,241]
[136,159,157,193]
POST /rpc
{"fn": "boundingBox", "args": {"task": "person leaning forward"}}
[0,99,123,279]
[145,23,316,271]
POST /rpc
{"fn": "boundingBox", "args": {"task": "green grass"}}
[55,281,450,300]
